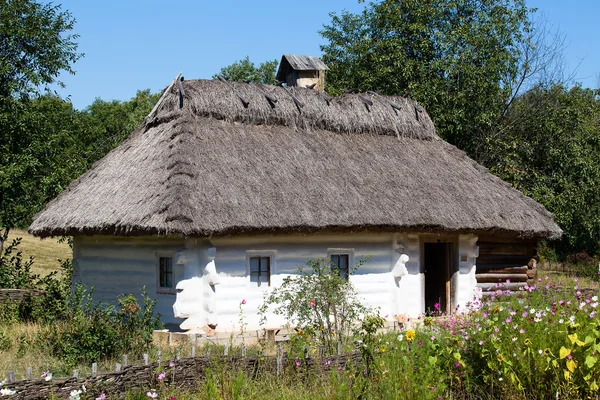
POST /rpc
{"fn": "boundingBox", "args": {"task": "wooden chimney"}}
[276,54,329,91]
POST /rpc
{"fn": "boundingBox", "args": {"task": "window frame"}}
[327,248,355,280]
[156,252,176,295]
[246,250,276,288]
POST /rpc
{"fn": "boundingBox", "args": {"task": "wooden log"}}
[477,242,530,255]
[143,354,149,366]
[476,254,532,265]
[91,363,97,377]
[26,368,32,380]
[476,273,528,283]
[478,282,527,292]
[476,265,529,274]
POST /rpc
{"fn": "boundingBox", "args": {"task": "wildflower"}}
[40,371,49,378]
[593,296,598,302]
[524,338,531,346]
[497,354,504,362]
[405,329,416,342]
[157,372,166,381]
[95,392,106,400]
[397,334,404,342]
[522,311,529,318]
[241,299,246,305]
[295,360,301,366]
[310,300,315,307]
[454,362,461,368]
[81,385,86,393]
[324,360,332,366]
[591,312,597,318]
[417,341,423,346]
[147,391,158,399]
[44,373,52,382]
[538,350,543,355]
[169,361,175,367]
[431,335,436,342]
[169,397,177,400]
[69,389,83,400]
[519,328,525,334]
[479,340,484,345]
[0,388,16,396]
[505,317,512,323]
[434,302,440,310]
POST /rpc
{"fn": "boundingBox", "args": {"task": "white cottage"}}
[29,68,562,333]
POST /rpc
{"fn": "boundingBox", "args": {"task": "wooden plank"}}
[476,273,528,283]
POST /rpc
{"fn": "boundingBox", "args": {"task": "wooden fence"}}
[3,347,362,400]
[0,289,44,303]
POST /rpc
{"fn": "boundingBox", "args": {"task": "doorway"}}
[424,242,453,314]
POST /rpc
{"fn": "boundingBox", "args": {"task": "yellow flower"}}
[524,338,531,346]
[497,354,504,362]
[406,329,416,342]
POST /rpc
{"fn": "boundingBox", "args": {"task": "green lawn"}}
[6,228,70,278]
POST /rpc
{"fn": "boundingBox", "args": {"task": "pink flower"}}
[169,361,175,367]
[310,300,315,307]
[147,391,158,399]
[241,299,246,305]
[434,302,440,310]
[157,372,166,381]
[295,360,301,366]
[95,393,106,400]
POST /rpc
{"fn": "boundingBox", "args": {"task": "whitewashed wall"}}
[73,232,480,332]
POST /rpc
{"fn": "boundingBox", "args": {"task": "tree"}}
[213,56,278,85]
[320,0,534,155]
[0,0,82,98]
[485,84,600,257]
[0,0,82,250]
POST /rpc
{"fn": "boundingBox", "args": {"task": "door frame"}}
[421,235,458,314]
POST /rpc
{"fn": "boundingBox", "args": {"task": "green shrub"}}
[259,257,377,354]
[37,284,162,368]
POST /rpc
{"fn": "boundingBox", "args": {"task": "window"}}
[249,256,270,287]
[330,254,349,279]
[158,256,174,293]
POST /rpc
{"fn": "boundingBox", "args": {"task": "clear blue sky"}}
[48,0,600,110]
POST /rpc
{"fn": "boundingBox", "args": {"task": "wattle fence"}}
[3,350,362,399]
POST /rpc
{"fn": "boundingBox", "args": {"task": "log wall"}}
[476,237,537,294]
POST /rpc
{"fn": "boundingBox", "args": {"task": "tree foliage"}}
[0,0,82,98]
[213,56,278,85]
[320,0,532,154]
[486,84,600,256]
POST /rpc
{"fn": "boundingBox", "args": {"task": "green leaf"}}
[585,356,597,368]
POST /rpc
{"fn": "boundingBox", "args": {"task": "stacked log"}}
[476,238,537,296]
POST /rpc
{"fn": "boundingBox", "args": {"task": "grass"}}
[6,228,70,278]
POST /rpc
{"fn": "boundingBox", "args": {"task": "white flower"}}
[559,318,564,324]
[44,373,52,382]
[592,302,598,308]
[69,389,82,400]
[580,302,587,309]
[592,296,598,302]
[0,380,5,387]
[397,334,404,342]
[538,350,543,355]
[0,388,16,396]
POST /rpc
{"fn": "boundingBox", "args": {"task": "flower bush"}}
[259,258,377,353]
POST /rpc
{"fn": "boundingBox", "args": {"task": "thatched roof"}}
[29,78,562,239]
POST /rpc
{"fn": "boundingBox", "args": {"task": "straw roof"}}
[29,79,562,239]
